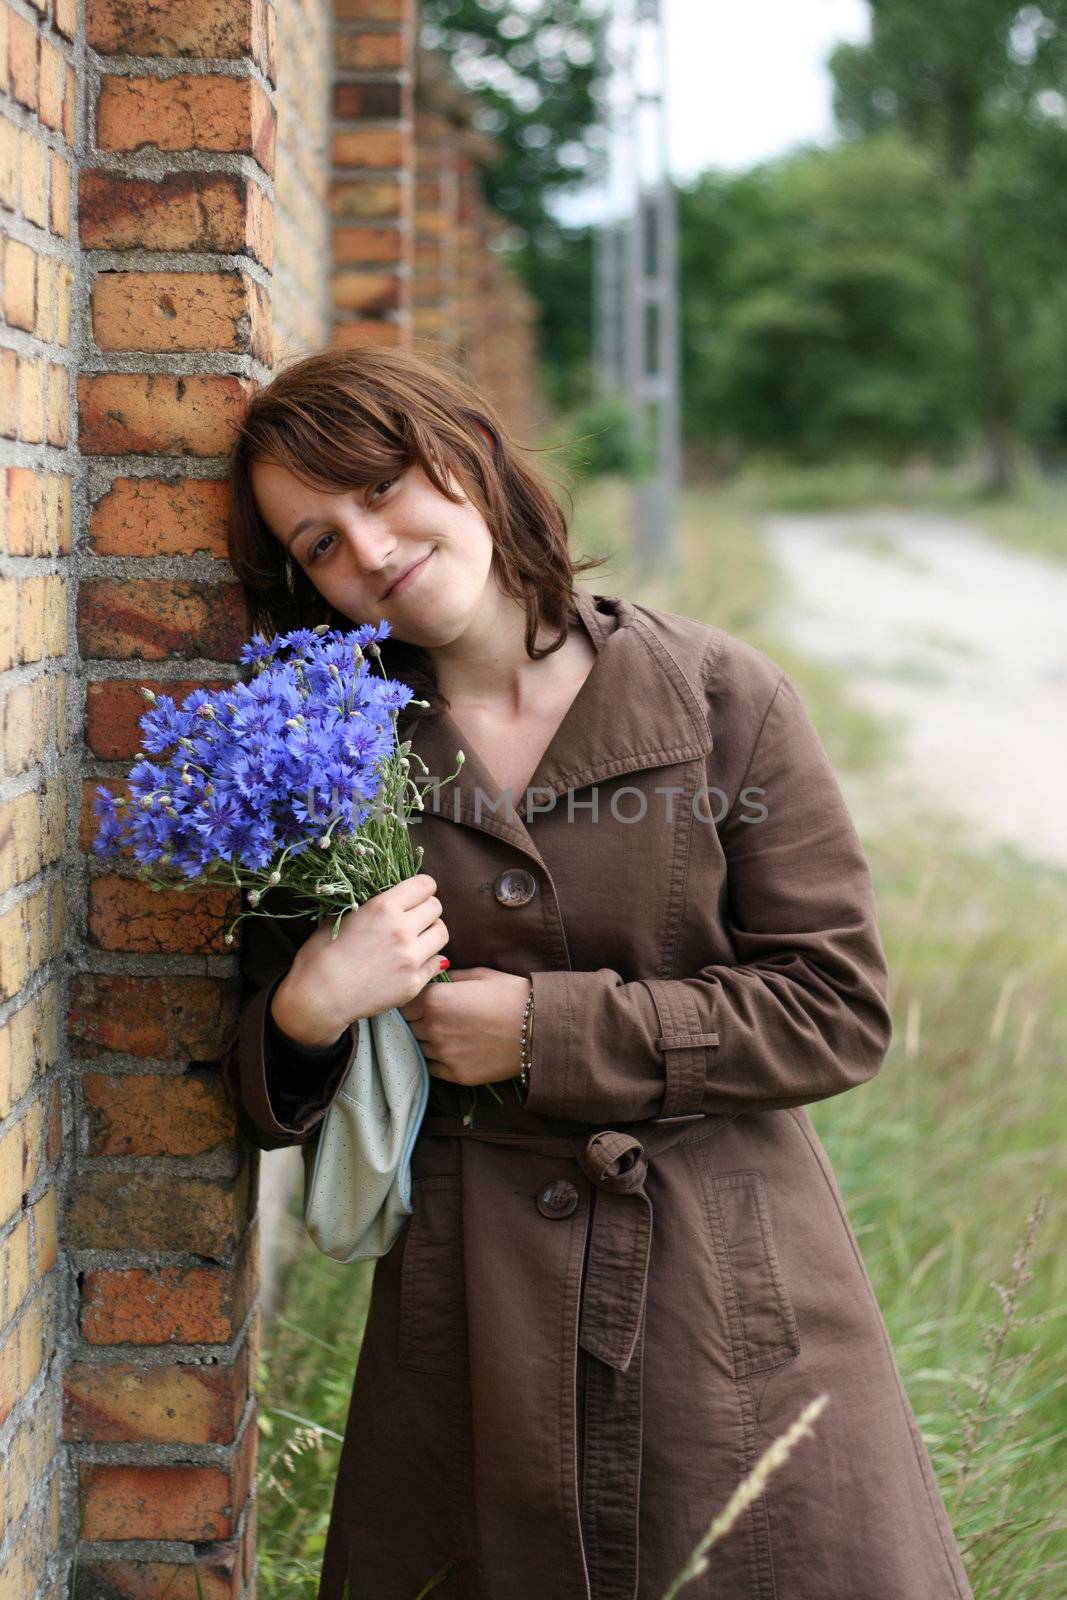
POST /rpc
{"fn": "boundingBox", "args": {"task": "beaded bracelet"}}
[518,989,534,1100]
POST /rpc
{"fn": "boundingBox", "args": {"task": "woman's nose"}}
[336,515,396,574]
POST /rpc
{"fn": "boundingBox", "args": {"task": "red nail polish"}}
[439,957,450,970]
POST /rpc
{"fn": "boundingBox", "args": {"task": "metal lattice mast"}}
[592,0,680,575]
[626,0,679,574]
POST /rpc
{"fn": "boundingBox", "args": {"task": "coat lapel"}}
[400,586,714,864]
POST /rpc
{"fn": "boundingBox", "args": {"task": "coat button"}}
[494,868,537,907]
[537,1179,579,1219]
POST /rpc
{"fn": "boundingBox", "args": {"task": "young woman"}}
[223,346,974,1600]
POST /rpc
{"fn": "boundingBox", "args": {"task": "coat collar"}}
[400,586,713,862]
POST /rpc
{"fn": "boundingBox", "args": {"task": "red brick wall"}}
[69,0,272,1585]
[1,0,75,1590]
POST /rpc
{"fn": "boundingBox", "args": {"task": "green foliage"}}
[555,394,649,480]
[827,0,1067,488]
[678,134,972,458]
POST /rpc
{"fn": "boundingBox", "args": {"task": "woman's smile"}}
[382,548,434,601]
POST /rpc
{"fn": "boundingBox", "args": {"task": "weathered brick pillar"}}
[332,0,416,347]
[1,0,75,1591]
[65,0,275,1592]
[412,107,459,350]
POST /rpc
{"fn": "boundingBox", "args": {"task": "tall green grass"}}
[254,476,1066,1598]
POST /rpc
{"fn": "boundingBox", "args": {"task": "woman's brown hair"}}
[226,344,609,720]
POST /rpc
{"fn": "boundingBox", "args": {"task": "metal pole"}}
[628,0,679,577]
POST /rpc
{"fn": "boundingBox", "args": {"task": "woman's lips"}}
[384,550,433,600]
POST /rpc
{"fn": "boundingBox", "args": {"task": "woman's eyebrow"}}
[286,517,319,550]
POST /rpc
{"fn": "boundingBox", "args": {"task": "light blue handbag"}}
[300,1007,431,1263]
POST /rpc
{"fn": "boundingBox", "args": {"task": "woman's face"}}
[250,448,497,648]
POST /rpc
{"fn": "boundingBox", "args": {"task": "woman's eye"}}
[371,477,395,499]
[308,533,334,563]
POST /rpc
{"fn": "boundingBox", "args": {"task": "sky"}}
[664,0,871,181]
[553,0,871,224]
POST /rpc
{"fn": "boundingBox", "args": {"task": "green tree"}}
[418,0,605,405]
[678,135,971,460]
[830,0,1067,491]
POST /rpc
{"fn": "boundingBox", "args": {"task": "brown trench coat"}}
[222,586,975,1600]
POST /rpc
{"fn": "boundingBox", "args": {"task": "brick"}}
[332,318,403,348]
[55,0,76,40]
[38,37,64,131]
[17,354,46,442]
[76,372,251,457]
[333,270,401,315]
[0,351,16,436]
[80,1232,255,1344]
[88,0,258,59]
[64,1348,246,1444]
[91,476,230,559]
[32,1186,58,1275]
[0,676,53,778]
[20,1091,47,1190]
[88,877,239,955]
[333,80,402,119]
[83,676,232,760]
[84,1070,234,1156]
[96,76,276,177]
[55,260,73,345]
[335,0,412,16]
[0,115,14,210]
[3,240,36,332]
[0,1122,21,1226]
[8,10,38,111]
[36,254,56,342]
[80,1461,236,1542]
[76,576,246,659]
[332,127,405,170]
[67,972,239,1060]
[49,151,71,237]
[91,270,271,361]
[65,1168,249,1257]
[6,465,42,554]
[332,226,403,265]
[20,128,46,227]
[79,170,272,267]
[329,178,403,221]
[46,364,68,447]
[0,1217,31,1327]
[63,62,75,144]
[71,1555,239,1600]
[335,30,408,70]
[0,581,15,668]
[0,5,7,97]
[17,576,45,662]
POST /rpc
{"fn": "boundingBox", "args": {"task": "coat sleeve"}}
[219,888,358,1152]
[522,669,893,1126]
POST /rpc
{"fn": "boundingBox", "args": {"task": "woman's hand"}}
[398,967,532,1086]
[272,874,449,1046]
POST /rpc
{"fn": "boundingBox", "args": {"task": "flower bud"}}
[247,889,261,906]
[141,687,157,704]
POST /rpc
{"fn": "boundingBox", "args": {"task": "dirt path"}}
[762,508,1067,870]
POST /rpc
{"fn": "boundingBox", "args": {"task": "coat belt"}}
[420,1111,731,1371]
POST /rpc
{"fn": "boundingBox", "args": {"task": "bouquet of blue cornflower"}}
[91,619,463,950]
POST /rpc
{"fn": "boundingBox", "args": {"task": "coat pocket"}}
[697,1166,801,1380]
[396,1173,467,1377]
